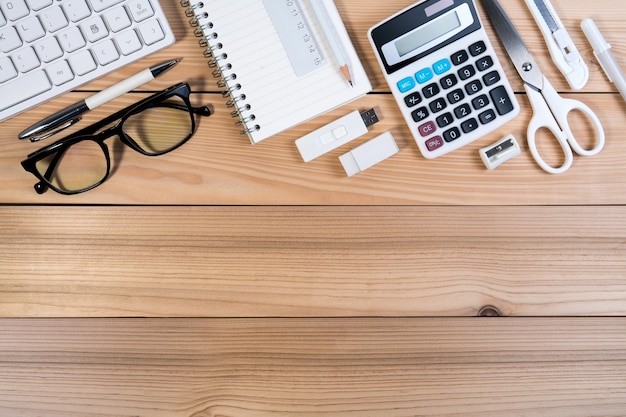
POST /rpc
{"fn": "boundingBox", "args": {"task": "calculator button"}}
[490,85,515,115]
[418,121,437,137]
[433,58,451,75]
[440,74,458,89]
[447,88,464,105]
[465,79,483,95]
[469,40,487,57]
[416,67,433,84]
[411,107,429,122]
[458,65,476,81]
[422,83,440,98]
[436,112,454,128]
[461,118,479,134]
[483,70,500,86]
[454,103,472,119]
[450,50,469,66]
[398,77,416,93]
[476,55,494,72]
[472,94,490,110]
[443,127,462,142]
[429,97,447,113]
[425,136,444,151]
[404,91,422,107]
[479,109,497,124]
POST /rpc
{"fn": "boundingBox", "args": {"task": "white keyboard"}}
[0,0,175,122]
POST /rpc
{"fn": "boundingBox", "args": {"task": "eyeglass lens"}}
[33,94,195,194]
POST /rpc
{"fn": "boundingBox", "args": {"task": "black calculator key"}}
[458,65,476,81]
[440,74,458,89]
[443,127,462,142]
[469,40,487,57]
[461,118,479,133]
[404,92,423,108]
[429,97,447,113]
[483,70,501,86]
[411,106,429,122]
[436,112,454,128]
[472,94,490,110]
[476,55,494,72]
[479,109,497,124]
[447,88,465,104]
[465,79,483,95]
[451,50,469,66]
[454,103,472,119]
[423,83,440,98]
[490,85,515,115]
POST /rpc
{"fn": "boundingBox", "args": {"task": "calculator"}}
[368,0,520,159]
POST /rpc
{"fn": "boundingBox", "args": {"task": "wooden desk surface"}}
[1,0,625,415]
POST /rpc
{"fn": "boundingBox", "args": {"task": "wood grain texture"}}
[1,317,626,417]
[2,205,625,317]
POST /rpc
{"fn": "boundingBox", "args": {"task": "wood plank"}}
[2,205,625,317]
[1,317,625,417]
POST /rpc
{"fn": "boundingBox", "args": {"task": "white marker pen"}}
[581,18,626,102]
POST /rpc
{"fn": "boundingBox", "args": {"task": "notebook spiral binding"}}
[181,0,260,134]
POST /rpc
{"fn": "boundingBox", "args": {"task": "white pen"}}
[309,0,354,86]
[19,58,181,141]
[581,18,626,102]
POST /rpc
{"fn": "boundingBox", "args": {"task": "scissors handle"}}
[525,77,605,174]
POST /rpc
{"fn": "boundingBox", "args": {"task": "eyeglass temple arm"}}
[34,149,66,194]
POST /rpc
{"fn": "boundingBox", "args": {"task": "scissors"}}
[481,0,605,174]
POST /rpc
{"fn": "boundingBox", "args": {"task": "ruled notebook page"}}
[192,0,371,143]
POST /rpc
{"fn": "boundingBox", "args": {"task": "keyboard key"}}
[0,0,29,21]
[88,0,124,13]
[63,0,92,22]
[82,15,108,42]
[40,6,69,32]
[58,26,86,52]
[46,59,74,85]
[93,38,119,65]
[13,46,40,72]
[471,94,489,110]
[68,48,96,75]
[138,18,164,45]
[129,0,155,22]
[469,41,486,57]
[483,70,500,87]
[0,56,17,82]
[0,25,22,52]
[26,0,52,11]
[0,70,51,111]
[479,109,496,124]
[35,37,64,62]
[17,15,46,43]
[461,117,479,134]
[116,28,142,55]
[103,6,131,32]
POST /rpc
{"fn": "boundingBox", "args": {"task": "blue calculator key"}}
[415,68,434,84]
[433,59,451,75]
[398,77,416,93]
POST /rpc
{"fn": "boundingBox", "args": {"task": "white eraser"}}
[339,131,399,177]
[296,110,369,162]
[479,134,521,170]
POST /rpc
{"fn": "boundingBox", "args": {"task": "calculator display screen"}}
[395,11,461,57]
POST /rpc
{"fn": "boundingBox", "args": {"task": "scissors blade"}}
[480,0,544,91]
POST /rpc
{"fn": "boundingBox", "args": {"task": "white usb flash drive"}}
[339,131,399,176]
[295,109,379,162]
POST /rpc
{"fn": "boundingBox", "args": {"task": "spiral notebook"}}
[183,0,372,143]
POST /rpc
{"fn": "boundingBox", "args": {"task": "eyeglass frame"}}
[21,82,211,195]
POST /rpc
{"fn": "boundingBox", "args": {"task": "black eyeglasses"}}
[21,82,211,195]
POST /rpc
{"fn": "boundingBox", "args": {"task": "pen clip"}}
[28,116,82,142]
